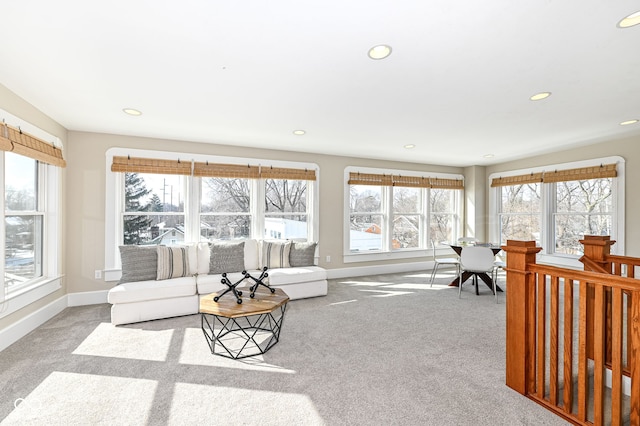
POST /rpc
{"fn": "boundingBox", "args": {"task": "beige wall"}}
[485,134,640,256]
[65,131,463,294]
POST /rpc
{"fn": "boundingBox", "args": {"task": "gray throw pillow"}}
[289,241,317,267]
[210,241,245,274]
[119,245,158,284]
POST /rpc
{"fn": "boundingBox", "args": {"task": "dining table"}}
[447,244,503,293]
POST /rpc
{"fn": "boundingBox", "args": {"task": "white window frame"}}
[0,110,63,318]
[105,147,319,281]
[488,156,625,268]
[343,166,463,263]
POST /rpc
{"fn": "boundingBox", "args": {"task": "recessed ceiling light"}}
[368,45,392,60]
[618,11,640,28]
[293,130,306,135]
[483,154,495,158]
[404,144,415,149]
[123,108,142,116]
[530,92,551,101]
[620,119,639,126]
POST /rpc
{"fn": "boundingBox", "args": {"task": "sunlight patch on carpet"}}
[73,322,173,361]
[178,328,296,374]
[168,383,325,426]
[1,372,157,425]
[359,289,413,297]
[339,280,393,287]
[381,283,451,291]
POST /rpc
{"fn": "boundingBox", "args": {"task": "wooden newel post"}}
[580,235,615,273]
[502,240,542,395]
[580,235,616,361]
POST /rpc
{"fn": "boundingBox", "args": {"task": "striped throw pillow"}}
[156,246,190,280]
[261,240,291,269]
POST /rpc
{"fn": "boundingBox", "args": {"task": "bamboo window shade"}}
[193,162,260,178]
[430,177,464,189]
[1,123,66,167]
[491,172,544,187]
[111,156,192,175]
[348,172,463,189]
[491,164,617,187]
[542,163,617,183]
[259,166,316,180]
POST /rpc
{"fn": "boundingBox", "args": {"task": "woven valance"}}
[430,177,464,190]
[543,163,617,183]
[492,164,617,187]
[348,172,463,189]
[348,172,392,186]
[259,166,316,181]
[111,156,192,175]
[193,162,260,178]
[0,123,66,167]
[391,175,431,188]
[491,172,544,187]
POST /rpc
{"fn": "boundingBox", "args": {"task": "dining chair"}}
[458,246,496,298]
[492,253,506,303]
[429,241,460,286]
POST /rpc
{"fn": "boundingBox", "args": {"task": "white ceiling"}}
[1,1,639,167]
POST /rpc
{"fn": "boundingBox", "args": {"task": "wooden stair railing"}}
[503,239,640,426]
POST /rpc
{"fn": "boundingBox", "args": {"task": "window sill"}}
[0,276,63,319]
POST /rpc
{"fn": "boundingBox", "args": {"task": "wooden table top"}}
[199,288,289,318]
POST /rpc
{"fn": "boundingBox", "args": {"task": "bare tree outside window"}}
[430,188,456,244]
[392,186,421,249]
[264,179,307,239]
[200,177,251,240]
[499,183,541,245]
[555,178,612,255]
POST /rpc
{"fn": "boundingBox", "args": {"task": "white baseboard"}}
[0,295,67,352]
[67,290,108,307]
[0,290,109,352]
[326,261,433,279]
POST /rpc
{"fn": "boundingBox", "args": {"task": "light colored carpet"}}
[0,270,569,425]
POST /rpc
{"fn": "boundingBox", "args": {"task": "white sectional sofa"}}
[107,239,328,325]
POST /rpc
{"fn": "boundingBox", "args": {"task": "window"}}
[430,188,458,244]
[264,178,309,240]
[123,172,186,245]
[554,178,612,255]
[200,177,251,240]
[0,115,64,313]
[349,184,383,251]
[490,157,624,261]
[498,183,541,245]
[4,152,43,289]
[105,148,318,278]
[345,168,463,260]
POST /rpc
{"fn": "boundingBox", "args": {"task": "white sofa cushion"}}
[195,242,210,274]
[243,239,259,270]
[108,276,196,304]
[267,266,327,286]
[196,271,257,295]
